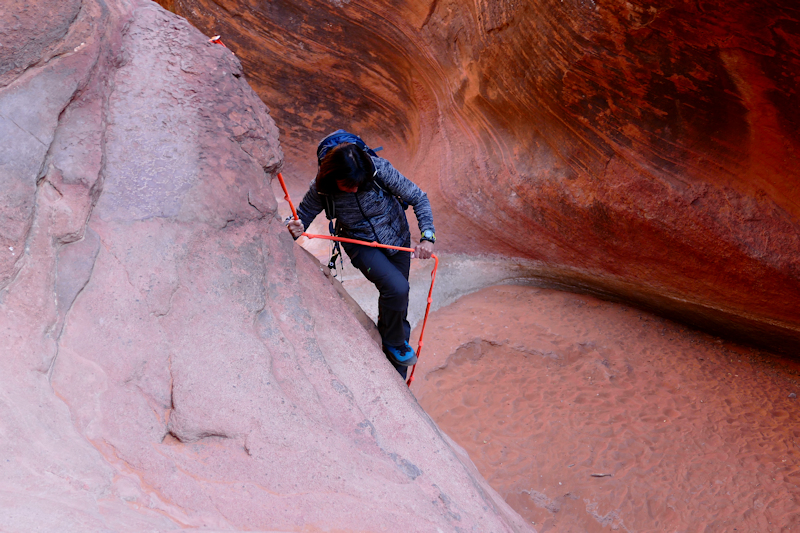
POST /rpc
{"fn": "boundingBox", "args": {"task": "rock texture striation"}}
[0,1,530,531]
[160,0,800,352]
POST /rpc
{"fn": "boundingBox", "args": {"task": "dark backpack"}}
[317,129,382,162]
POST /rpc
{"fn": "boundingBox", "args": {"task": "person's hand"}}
[287,219,304,239]
[414,240,434,259]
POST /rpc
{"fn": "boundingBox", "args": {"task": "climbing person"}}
[285,130,436,379]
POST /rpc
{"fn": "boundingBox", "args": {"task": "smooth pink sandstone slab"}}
[0,2,530,531]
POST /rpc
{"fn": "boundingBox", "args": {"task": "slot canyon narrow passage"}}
[2,0,798,530]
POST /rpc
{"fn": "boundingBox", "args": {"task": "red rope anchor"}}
[209,35,227,47]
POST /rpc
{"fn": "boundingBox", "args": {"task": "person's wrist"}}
[420,229,436,243]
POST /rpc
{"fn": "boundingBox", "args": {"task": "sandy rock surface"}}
[411,285,800,532]
[0,1,532,531]
[160,0,800,353]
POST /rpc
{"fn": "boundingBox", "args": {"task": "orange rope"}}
[277,172,299,220]
[277,172,436,386]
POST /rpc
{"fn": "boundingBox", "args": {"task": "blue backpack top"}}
[316,129,382,163]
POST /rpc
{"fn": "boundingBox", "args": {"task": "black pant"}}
[344,241,411,377]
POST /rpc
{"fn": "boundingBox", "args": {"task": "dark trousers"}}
[343,241,411,378]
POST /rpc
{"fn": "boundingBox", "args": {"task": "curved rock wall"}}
[0,1,530,531]
[160,0,800,352]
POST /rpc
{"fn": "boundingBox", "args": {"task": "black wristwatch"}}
[420,230,436,244]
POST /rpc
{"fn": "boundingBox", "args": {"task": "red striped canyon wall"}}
[161,0,800,352]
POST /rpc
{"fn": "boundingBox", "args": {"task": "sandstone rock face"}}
[160,0,800,352]
[0,1,530,531]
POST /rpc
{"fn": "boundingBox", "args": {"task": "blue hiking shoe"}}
[383,341,417,367]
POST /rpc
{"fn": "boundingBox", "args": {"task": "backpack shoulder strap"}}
[319,192,335,221]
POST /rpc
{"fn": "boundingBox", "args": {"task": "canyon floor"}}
[409,284,800,532]
[290,217,800,532]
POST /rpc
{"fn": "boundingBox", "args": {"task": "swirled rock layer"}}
[0,1,530,531]
[160,0,800,352]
